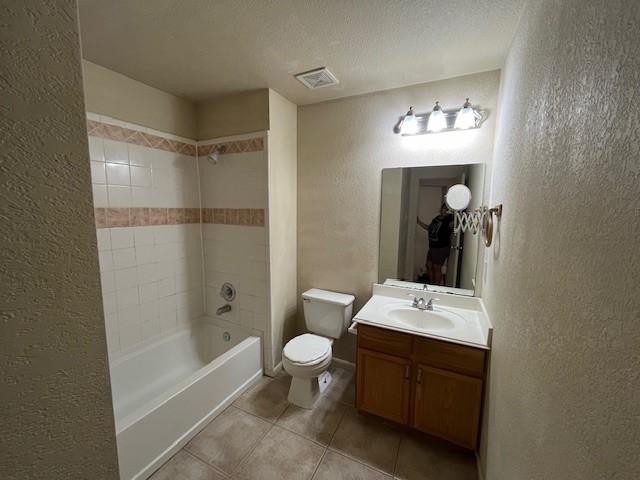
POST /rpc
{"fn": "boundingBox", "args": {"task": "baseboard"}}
[332,357,355,372]
[475,451,485,480]
[131,370,262,480]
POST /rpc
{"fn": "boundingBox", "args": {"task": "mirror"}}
[378,164,485,296]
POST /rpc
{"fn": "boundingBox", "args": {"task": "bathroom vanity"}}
[352,284,491,450]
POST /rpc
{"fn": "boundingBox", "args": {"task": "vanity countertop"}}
[352,284,492,350]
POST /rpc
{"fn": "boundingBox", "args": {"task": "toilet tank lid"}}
[303,288,355,306]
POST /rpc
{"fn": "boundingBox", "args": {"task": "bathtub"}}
[109,318,262,480]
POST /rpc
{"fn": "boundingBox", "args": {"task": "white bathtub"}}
[109,319,262,480]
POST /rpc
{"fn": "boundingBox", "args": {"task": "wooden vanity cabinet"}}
[356,324,487,450]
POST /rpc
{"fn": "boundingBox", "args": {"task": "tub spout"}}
[216,304,232,315]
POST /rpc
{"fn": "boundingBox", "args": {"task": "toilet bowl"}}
[283,289,354,409]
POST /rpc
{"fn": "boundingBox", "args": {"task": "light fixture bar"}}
[397,101,485,136]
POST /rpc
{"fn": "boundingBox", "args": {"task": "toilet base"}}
[288,370,332,409]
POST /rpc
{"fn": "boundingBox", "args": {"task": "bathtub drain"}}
[223,332,231,342]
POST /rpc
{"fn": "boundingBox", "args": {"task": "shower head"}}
[206,145,227,165]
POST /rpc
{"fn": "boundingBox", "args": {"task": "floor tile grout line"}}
[181,448,229,477]
[181,449,230,478]
[392,434,404,477]
[324,448,394,479]
[309,446,329,480]
[228,422,275,476]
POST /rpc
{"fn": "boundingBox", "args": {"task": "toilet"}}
[282,288,355,409]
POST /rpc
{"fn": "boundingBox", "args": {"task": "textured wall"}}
[0,1,119,478]
[480,1,640,478]
[83,60,197,139]
[297,71,500,361]
[196,89,270,140]
[267,89,298,368]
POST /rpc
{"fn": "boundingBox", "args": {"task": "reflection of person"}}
[417,203,454,286]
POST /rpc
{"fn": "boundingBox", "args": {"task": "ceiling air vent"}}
[294,67,339,90]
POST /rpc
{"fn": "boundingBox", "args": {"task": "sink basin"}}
[380,304,463,332]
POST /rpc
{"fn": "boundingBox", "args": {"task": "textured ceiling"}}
[78,0,525,105]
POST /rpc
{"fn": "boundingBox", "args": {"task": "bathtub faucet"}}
[216,304,232,315]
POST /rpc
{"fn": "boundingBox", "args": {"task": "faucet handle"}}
[407,293,420,307]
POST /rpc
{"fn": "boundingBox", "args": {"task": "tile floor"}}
[150,366,477,480]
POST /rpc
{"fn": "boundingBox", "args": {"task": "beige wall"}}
[82,59,197,138]
[480,1,640,478]
[297,71,500,361]
[0,1,119,478]
[196,89,270,140]
[267,90,298,368]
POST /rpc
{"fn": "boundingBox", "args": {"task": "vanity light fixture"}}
[426,101,447,132]
[396,99,485,135]
[454,98,482,130]
[399,106,420,135]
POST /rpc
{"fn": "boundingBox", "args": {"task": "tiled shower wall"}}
[88,114,204,354]
[88,114,270,360]
[198,135,272,369]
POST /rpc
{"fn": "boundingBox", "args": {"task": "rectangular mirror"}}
[378,164,485,296]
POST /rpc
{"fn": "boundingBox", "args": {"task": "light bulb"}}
[426,101,447,132]
[454,98,479,129]
[400,106,419,135]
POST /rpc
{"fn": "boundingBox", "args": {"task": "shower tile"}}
[184,406,271,475]
[92,185,108,208]
[110,227,134,250]
[233,376,291,422]
[233,426,323,480]
[88,136,105,162]
[149,208,168,226]
[94,208,107,228]
[103,139,129,164]
[106,162,131,186]
[225,208,239,225]
[129,207,150,226]
[91,161,106,184]
[150,450,226,480]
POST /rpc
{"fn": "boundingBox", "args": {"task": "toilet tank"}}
[303,288,355,339]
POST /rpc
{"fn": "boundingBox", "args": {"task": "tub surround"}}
[88,112,269,356]
[111,319,262,480]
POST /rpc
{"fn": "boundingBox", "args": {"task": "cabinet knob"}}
[404,365,410,380]
[417,368,423,384]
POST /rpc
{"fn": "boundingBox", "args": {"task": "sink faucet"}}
[408,294,437,311]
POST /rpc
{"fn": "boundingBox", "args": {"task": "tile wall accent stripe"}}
[94,207,265,228]
[86,120,197,156]
[86,119,264,157]
[197,137,264,156]
[94,208,201,228]
[202,208,265,226]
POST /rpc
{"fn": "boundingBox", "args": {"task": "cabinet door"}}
[413,364,483,449]
[356,347,411,424]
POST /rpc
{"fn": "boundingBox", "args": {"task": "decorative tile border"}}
[202,208,265,226]
[87,120,197,156]
[86,119,264,157]
[94,207,265,228]
[197,137,264,156]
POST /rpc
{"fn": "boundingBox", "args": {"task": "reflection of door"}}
[414,186,444,280]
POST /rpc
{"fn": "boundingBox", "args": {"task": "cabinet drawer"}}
[413,337,485,377]
[358,324,413,357]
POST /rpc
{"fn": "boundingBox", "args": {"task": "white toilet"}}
[282,288,355,409]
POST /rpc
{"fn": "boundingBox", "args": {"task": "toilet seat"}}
[283,334,331,365]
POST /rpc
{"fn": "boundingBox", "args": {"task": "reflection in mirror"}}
[378,164,485,296]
